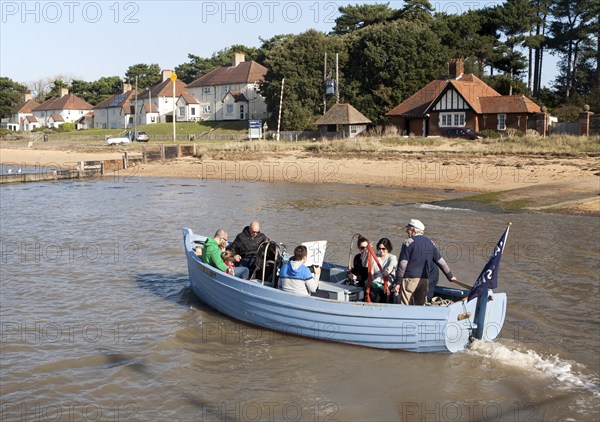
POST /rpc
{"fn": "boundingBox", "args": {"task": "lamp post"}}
[171,72,177,143]
[541,106,547,137]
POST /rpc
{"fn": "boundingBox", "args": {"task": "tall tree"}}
[262,30,348,130]
[548,0,596,99]
[331,3,396,35]
[124,63,161,90]
[398,0,434,22]
[493,0,533,95]
[344,19,448,124]
[0,77,28,119]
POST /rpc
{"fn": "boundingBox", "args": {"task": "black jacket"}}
[228,226,267,259]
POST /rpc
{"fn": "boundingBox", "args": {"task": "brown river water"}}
[1,176,598,421]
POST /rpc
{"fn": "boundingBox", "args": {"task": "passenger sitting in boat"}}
[228,220,268,273]
[203,229,249,279]
[221,250,237,276]
[348,236,369,287]
[279,245,321,296]
[363,238,397,303]
[394,219,457,305]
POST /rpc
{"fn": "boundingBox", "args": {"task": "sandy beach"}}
[1,141,598,215]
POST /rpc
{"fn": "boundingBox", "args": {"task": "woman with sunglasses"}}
[363,238,397,303]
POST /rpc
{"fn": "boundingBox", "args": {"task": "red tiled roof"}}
[315,103,372,125]
[386,78,447,116]
[142,103,159,113]
[50,114,64,122]
[33,94,93,111]
[387,73,507,116]
[225,90,249,102]
[14,99,40,113]
[179,93,199,104]
[479,95,541,114]
[137,79,190,99]
[187,61,267,87]
[24,115,38,123]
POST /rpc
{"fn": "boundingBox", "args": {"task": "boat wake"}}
[467,340,599,397]
[417,203,476,212]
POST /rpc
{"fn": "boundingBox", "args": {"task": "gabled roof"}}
[224,90,248,103]
[479,95,541,114]
[179,93,199,104]
[315,103,372,125]
[137,79,190,99]
[14,99,40,113]
[142,103,159,113]
[33,94,93,111]
[93,91,137,109]
[49,114,64,122]
[387,73,540,117]
[24,115,38,123]
[187,61,267,87]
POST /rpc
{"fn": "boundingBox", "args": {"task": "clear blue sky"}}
[1,1,557,86]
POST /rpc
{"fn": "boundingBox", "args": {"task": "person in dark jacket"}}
[228,220,268,272]
[348,236,369,287]
[394,219,457,305]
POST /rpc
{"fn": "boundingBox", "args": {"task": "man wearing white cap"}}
[394,219,457,305]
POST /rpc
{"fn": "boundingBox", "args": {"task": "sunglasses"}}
[359,246,367,250]
[377,247,387,251]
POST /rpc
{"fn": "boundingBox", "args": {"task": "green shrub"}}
[57,122,76,132]
[480,129,501,139]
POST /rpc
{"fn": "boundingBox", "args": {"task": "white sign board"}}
[302,241,327,267]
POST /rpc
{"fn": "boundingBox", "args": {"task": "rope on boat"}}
[425,297,454,306]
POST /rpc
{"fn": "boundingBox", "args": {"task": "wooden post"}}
[161,144,165,162]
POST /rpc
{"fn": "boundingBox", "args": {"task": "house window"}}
[497,114,506,130]
[226,104,234,114]
[151,116,156,123]
[439,112,466,127]
[129,117,133,124]
[222,85,230,93]
[191,107,196,116]
[202,105,211,114]
[179,107,185,117]
[203,87,211,94]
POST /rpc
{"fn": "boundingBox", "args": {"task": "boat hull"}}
[183,229,506,352]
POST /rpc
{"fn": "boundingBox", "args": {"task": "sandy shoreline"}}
[1,144,599,215]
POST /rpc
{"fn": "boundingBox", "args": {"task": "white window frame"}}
[203,87,211,94]
[226,104,234,115]
[439,112,465,127]
[179,106,185,117]
[202,105,211,114]
[222,85,231,93]
[497,114,507,130]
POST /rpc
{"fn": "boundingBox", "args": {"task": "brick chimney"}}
[162,69,173,81]
[233,52,245,67]
[448,58,464,79]
[60,87,69,97]
[122,82,132,93]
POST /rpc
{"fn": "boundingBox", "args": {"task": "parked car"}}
[106,136,131,145]
[443,128,486,140]
[127,131,149,142]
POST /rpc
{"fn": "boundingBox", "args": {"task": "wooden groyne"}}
[0,144,198,184]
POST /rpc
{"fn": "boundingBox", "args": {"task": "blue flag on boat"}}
[468,225,510,302]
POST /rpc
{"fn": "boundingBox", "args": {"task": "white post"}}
[276,78,284,142]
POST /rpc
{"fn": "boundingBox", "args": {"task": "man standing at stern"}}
[395,219,457,305]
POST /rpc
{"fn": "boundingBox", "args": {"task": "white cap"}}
[406,219,425,231]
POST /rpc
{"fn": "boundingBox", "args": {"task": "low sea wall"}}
[0,144,197,184]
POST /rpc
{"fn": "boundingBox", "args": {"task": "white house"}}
[92,84,136,129]
[176,93,200,122]
[22,115,42,131]
[31,88,93,129]
[133,70,193,124]
[9,94,40,131]
[186,53,269,122]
